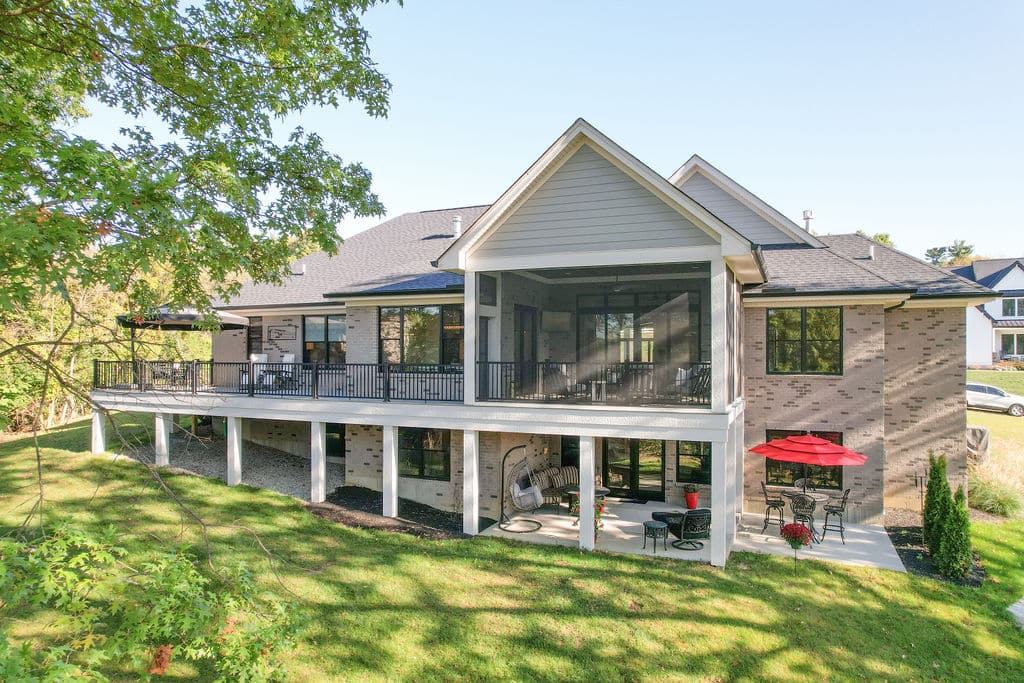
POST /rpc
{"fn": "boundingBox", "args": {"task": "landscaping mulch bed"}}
[885,508,986,587]
[310,485,494,540]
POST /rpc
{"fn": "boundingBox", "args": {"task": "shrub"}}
[968,470,1023,518]
[936,486,973,579]
[923,453,952,551]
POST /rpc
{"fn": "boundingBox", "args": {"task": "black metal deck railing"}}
[476,361,711,407]
[92,360,464,402]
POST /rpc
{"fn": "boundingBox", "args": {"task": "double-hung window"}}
[397,428,450,480]
[379,305,463,366]
[1002,297,1024,318]
[764,429,843,490]
[303,315,346,363]
[766,307,842,374]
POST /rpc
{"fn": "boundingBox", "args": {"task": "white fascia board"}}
[90,391,733,441]
[217,305,348,317]
[467,245,722,273]
[331,293,465,307]
[724,253,765,284]
[669,156,823,248]
[743,293,911,308]
[900,295,999,309]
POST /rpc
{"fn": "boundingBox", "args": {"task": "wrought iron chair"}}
[820,488,851,544]
[790,494,818,543]
[672,508,712,550]
[761,482,786,532]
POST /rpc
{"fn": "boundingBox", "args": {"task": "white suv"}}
[966,383,1024,417]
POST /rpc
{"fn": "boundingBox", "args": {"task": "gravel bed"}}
[122,430,344,502]
[319,486,495,539]
[884,507,986,586]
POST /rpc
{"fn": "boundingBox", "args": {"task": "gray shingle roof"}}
[951,258,1024,289]
[216,206,488,309]
[746,233,995,299]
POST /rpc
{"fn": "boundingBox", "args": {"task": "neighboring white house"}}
[952,259,1024,366]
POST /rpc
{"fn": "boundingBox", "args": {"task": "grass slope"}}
[2,416,1024,681]
[969,369,1024,396]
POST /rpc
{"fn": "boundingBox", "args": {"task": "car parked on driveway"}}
[967,382,1024,417]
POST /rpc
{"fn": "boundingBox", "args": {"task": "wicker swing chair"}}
[498,446,543,532]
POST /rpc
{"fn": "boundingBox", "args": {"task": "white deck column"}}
[310,421,327,504]
[226,416,242,486]
[462,430,480,534]
[463,270,477,404]
[710,439,728,567]
[154,413,170,466]
[578,435,596,551]
[382,424,398,517]
[710,259,728,412]
[90,408,105,454]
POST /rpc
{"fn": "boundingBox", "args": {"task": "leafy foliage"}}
[924,240,975,266]
[0,525,295,680]
[967,470,1023,518]
[936,486,973,579]
[855,230,895,247]
[923,452,951,553]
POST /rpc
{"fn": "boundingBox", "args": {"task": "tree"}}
[947,239,975,266]
[856,230,895,247]
[923,452,952,553]
[936,486,972,579]
[925,246,948,265]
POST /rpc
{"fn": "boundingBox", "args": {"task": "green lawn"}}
[2,417,1024,681]
[969,408,1024,492]
[969,369,1024,396]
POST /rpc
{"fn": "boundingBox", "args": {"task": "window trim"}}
[1002,297,1024,318]
[397,428,451,481]
[766,306,843,376]
[378,305,464,368]
[675,441,712,485]
[302,314,347,364]
[764,429,844,491]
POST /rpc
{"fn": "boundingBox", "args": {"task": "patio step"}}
[1010,597,1024,629]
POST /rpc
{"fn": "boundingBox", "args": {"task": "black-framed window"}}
[247,317,263,356]
[479,274,497,307]
[303,315,346,363]
[1003,297,1024,318]
[764,429,843,490]
[676,441,711,484]
[397,428,450,480]
[577,291,701,365]
[767,307,842,375]
[379,305,463,366]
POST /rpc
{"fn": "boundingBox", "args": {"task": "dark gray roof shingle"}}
[216,206,488,308]
[951,258,1024,288]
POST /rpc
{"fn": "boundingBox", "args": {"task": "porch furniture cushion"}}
[642,520,668,553]
[673,508,711,550]
[535,465,579,505]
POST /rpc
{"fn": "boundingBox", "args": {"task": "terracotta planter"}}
[685,491,699,509]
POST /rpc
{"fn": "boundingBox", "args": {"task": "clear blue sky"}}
[78,1,1024,260]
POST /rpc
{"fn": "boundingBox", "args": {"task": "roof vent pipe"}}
[868,244,876,260]
[802,209,814,232]
[452,215,463,237]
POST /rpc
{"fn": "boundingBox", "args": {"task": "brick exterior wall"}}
[883,307,967,508]
[344,306,379,364]
[744,305,887,524]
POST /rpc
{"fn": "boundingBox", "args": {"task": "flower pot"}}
[685,491,699,509]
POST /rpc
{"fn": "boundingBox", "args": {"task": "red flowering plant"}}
[594,498,607,543]
[780,523,813,550]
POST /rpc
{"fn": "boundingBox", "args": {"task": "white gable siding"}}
[966,306,993,366]
[680,172,797,245]
[982,267,1024,319]
[472,144,716,259]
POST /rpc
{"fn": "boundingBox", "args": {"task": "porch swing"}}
[498,445,543,532]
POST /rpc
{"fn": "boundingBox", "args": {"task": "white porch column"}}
[463,270,477,404]
[462,430,480,534]
[90,408,105,454]
[710,259,728,411]
[578,435,597,551]
[382,424,398,517]
[710,439,728,567]
[310,421,327,504]
[226,416,242,486]
[154,413,171,467]
[735,413,745,515]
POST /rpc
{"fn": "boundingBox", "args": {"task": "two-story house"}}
[951,258,1024,366]
[89,119,994,566]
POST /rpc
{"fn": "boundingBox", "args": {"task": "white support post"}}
[710,440,728,567]
[735,414,745,515]
[310,421,327,504]
[90,408,105,454]
[154,413,170,467]
[463,270,477,404]
[710,259,728,412]
[382,424,398,517]
[578,436,596,551]
[462,430,480,535]
[226,416,242,486]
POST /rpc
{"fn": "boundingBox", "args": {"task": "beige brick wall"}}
[212,329,246,362]
[242,419,311,459]
[883,307,967,508]
[743,305,887,524]
[345,306,379,364]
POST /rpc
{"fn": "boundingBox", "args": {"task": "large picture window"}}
[1002,333,1024,357]
[675,441,711,485]
[303,315,346,363]
[767,307,842,375]
[379,305,463,366]
[398,428,450,480]
[764,429,843,490]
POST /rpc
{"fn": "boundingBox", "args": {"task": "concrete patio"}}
[482,500,905,571]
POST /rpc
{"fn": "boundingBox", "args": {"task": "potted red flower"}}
[683,483,700,509]
[780,522,813,562]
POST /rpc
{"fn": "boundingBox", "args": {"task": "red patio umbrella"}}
[751,435,867,490]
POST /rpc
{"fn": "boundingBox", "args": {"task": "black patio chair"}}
[761,482,786,532]
[820,488,851,544]
[790,494,818,543]
[672,508,711,551]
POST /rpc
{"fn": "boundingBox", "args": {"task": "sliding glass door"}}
[602,438,665,501]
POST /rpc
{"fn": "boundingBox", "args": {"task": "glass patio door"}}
[602,438,665,501]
